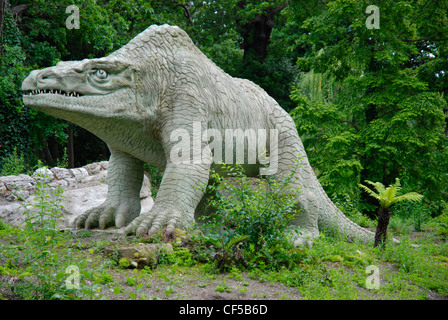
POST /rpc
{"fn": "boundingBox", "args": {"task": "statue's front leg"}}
[75,148,144,230]
[125,161,210,236]
[125,112,212,236]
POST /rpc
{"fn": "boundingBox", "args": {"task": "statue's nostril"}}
[38,70,56,83]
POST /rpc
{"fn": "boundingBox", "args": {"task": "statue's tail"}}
[317,186,401,245]
[291,146,375,244]
[291,155,376,245]
[315,181,375,244]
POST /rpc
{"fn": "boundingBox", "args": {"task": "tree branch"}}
[175,2,194,26]
[400,37,448,42]
[270,0,290,14]
[340,120,360,131]
[11,4,29,16]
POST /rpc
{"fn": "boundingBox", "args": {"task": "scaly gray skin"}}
[22,24,374,245]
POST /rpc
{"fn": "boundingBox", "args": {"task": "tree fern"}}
[359,178,423,248]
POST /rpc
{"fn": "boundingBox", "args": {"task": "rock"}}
[0,161,154,229]
[50,167,74,180]
[83,163,103,175]
[0,174,36,201]
[0,174,35,192]
[61,184,108,228]
[69,168,89,182]
[32,167,54,182]
[0,182,6,194]
[104,243,173,268]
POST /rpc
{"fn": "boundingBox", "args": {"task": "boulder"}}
[104,243,174,268]
[0,162,154,230]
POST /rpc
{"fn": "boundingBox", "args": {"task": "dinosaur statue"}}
[21,24,374,246]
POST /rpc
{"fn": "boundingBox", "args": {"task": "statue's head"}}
[21,24,190,126]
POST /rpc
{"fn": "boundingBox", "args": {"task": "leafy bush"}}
[144,163,164,198]
[22,168,65,243]
[0,147,27,176]
[197,162,302,271]
[201,164,300,249]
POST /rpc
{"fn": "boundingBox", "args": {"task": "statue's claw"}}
[74,199,140,230]
[124,208,181,237]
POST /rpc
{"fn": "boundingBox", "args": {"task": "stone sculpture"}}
[21,24,374,245]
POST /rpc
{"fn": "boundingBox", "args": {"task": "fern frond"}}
[391,178,401,189]
[226,235,249,250]
[393,192,424,204]
[364,180,386,195]
[359,183,380,200]
[382,187,401,208]
[360,178,423,209]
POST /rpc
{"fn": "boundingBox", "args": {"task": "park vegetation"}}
[1,0,448,300]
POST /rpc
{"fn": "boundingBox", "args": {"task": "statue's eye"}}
[94,69,108,80]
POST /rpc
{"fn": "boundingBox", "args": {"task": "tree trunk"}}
[374,207,391,248]
[237,1,289,63]
[0,0,7,56]
[240,14,274,63]
[67,124,74,168]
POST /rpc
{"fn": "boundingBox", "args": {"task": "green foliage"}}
[118,258,131,269]
[0,147,27,176]
[195,163,302,271]
[360,177,423,247]
[144,164,164,198]
[289,0,448,214]
[0,173,76,299]
[22,168,65,243]
[0,4,34,171]
[201,163,300,252]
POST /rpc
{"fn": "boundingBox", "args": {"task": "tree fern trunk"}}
[374,207,391,248]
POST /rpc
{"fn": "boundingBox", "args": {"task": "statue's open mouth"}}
[23,89,84,98]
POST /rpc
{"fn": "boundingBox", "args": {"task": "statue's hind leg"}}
[269,110,321,247]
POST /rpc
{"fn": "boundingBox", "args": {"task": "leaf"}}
[360,178,423,209]
[359,183,380,200]
[113,286,121,295]
[226,235,250,250]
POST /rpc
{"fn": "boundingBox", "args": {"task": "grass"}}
[1,216,447,300]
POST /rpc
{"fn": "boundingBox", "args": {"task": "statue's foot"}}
[74,199,140,230]
[124,207,183,237]
[291,229,319,248]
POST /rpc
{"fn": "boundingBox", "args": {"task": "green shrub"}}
[0,147,26,176]
[22,168,64,243]
[196,162,303,271]
[201,163,301,251]
[388,216,414,235]
[118,258,131,269]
